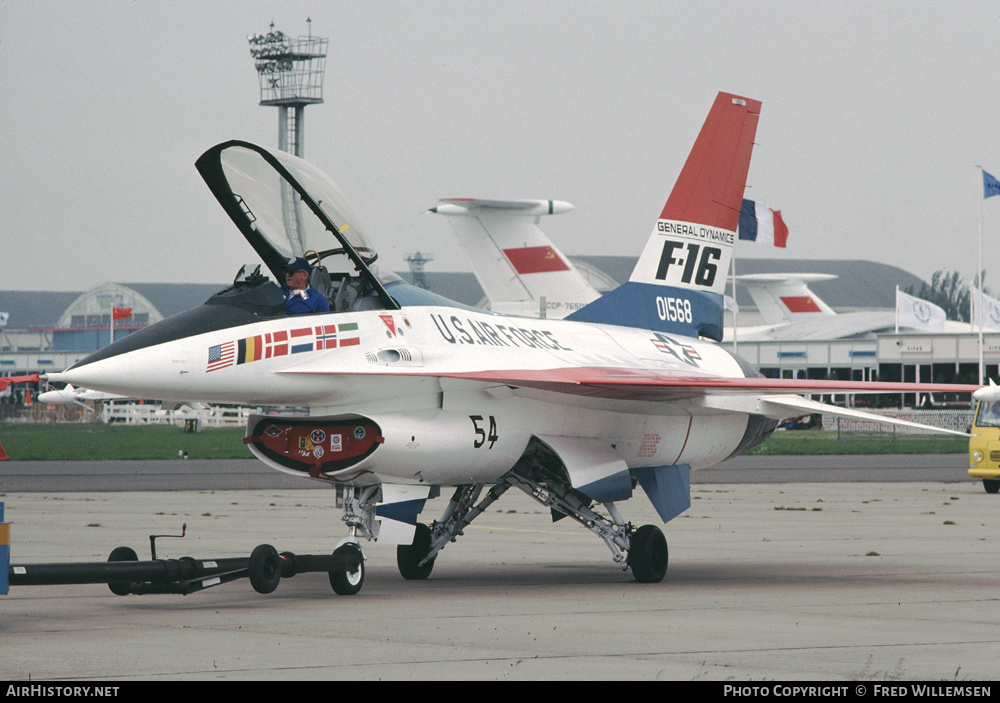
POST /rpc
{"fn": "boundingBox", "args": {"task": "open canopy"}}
[196,140,399,310]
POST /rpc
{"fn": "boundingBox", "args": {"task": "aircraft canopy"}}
[196,141,399,299]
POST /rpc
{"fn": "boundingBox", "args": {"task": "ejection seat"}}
[332,275,383,312]
[310,264,335,303]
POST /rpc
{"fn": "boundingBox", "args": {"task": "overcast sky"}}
[3,1,1000,293]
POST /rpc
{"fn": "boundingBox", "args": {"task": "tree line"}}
[906,269,989,323]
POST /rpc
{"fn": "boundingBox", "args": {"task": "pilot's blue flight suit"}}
[283,286,330,315]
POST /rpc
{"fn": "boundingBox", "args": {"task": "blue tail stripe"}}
[565,282,724,341]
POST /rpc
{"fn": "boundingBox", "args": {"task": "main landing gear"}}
[388,469,670,584]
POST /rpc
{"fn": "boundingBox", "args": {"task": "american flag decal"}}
[207,341,235,372]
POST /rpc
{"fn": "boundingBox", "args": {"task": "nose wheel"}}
[329,542,365,595]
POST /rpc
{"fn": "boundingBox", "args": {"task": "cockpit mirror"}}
[233,263,266,286]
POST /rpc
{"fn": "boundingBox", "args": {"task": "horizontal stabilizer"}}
[431,198,574,216]
[758,395,970,437]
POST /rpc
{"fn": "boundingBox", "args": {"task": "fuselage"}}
[49,283,764,487]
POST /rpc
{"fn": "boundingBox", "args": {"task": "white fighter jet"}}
[44,92,978,594]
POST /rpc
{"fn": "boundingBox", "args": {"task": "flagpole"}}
[730,246,738,354]
[978,165,985,385]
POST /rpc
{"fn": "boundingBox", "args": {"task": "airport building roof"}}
[0,259,929,331]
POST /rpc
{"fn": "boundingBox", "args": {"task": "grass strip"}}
[0,424,970,460]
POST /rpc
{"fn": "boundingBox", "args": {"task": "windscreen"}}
[975,400,1000,429]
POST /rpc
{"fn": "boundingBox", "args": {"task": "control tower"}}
[248,19,328,157]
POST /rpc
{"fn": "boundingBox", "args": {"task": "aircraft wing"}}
[752,394,968,435]
[410,368,976,436]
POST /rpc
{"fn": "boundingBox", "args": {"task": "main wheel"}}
[984,479,1000,494]
[397,523,436,580]
[329,543,365,596]
[107,546,138,596]
[628,524,668,583]
[248,544,282,594]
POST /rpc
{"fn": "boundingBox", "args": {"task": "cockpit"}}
[66,140,470,371]
[196,140,403,317]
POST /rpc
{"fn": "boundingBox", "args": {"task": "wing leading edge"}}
[437,369,977,437]
[279,365,975,437]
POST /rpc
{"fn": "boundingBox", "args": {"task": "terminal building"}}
[1,259,994,412]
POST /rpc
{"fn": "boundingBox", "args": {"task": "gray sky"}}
[3,1,1000,293]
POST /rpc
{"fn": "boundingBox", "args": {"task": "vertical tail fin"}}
[428,198,600,318]
[735,274,837,324]
[567,92,761,341]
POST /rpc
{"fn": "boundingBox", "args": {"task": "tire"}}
[396,523,436,580]
[107,546,138,596]
[248,544,282,594]
[984,479,1000,494]
[329,543,365,596]
[628,524,668,584]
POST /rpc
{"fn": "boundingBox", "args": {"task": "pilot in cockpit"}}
[282,257,330,315]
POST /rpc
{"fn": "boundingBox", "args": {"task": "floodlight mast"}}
[248,18,329,158]
[405,252,435,290]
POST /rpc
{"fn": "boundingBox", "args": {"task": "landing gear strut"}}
[332,485,380,593]
[395,483,512,581]
[396,470,669,584]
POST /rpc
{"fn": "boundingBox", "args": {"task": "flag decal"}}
[503,246,571,274]
[206,322,362,372]
[780,296,822,313]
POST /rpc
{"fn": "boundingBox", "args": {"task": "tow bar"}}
[4,514,365,596]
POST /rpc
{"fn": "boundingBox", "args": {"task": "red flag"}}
[503,246,570,274]
[112,307,132,320]
[0,373,40,391]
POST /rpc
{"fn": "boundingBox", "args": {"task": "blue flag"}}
[984,170,1000,199]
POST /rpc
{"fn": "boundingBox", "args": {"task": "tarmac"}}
[2,456,999,681]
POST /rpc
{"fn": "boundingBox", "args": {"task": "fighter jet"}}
[44,93,977,593]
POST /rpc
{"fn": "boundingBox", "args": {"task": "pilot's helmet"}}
[285,257,311,274]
